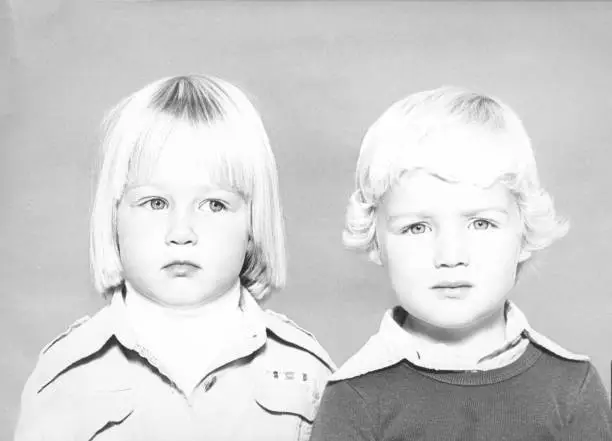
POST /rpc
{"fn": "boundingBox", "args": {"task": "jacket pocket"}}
[77,393,134,441]
[21,390,134,441]
[253,371,318,423]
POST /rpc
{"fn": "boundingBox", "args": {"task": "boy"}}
[311,86,612,440]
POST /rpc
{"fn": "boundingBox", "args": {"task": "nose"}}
[165,211,198,246]
[434,228,469,268]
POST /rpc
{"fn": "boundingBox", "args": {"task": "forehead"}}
[128,121,240,189]
[382,171,516,216]
[393,123,527,188]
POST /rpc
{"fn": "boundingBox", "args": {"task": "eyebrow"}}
[387,207,509,222]
[124,183,236,194]
[463,208,509,217]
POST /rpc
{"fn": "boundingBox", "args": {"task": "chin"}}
[417,313,478,331]
[146,290,202,307]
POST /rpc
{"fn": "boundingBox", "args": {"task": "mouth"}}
[431,281,473,289]
[162,260,201,277]
[431,281,473,298]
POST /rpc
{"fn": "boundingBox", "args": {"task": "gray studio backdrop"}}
[2,0,611,436]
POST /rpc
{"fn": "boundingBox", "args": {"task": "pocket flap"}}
[78,393,134,440]
[254,371,318,422]
[37,391,134,441]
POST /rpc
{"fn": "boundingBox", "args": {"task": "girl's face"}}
[117,124,250,308]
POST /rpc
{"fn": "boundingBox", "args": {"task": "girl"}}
[15,75,334,441]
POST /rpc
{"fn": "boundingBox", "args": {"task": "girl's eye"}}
[205,200,227,213]
[146,198,168,210]
[401,223,430,235]
[471,219,494,230]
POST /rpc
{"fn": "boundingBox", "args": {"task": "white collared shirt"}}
[331,301,588,382]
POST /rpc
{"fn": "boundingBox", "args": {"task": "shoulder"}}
[250,310,335,425]
[329,333,403,383]
[507,302,588,363]
[40,315,92,354]
[263,309,336,373]
[526,328,589,362]
[525,350,609,421]
[25,306,116,395]
[519,342,597,401]
[15,306,134,440]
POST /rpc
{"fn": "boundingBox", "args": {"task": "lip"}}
[162,260,201,276]
[431,281,473,289]
[162,260,201,270]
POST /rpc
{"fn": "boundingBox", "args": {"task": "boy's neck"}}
[401,307,507,363]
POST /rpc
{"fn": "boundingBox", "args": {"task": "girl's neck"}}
[123,281,243,394]
[402,307,507,363]
[124,281,242,330]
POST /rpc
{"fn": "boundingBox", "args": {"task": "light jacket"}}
[15,289,335,441]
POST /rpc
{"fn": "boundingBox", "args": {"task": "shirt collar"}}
[35,286,334,393]
[34,287,266,393]
[385,301,530,370]
[330,301,588,382]
[242,290,336,371]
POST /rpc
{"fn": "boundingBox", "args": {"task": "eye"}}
[401,223,430,235]
[471,219,495,230]
[145,198,168,210]
[203,199,228,213]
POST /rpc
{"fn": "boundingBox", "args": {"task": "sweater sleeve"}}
[310,380,377,441]
[561,363,612,441]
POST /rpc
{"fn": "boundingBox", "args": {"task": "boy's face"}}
[376,170,530,331]
[116,124,250,308]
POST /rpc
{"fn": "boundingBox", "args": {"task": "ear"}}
[369,227,385,266]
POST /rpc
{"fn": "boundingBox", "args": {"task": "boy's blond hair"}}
[344,86,568,263]
[90,75,285,300]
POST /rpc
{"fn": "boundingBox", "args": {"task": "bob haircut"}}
[344,86,569,264]
[91,75,285,301]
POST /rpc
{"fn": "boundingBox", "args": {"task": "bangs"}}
[362,120,533,204]
[123,109,256,201]
[122,75,258,199]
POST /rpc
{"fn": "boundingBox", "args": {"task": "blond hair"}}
[344,86,568,263]
[90,75,285,300]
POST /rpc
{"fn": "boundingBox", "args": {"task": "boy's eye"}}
[203,199,227,213]
[471,219,494,230]
[401,223,430,235]
[145,198,168,210]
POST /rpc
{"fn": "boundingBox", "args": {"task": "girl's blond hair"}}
[90,75,285,300]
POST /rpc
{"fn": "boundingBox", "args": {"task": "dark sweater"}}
[311,343,612,441]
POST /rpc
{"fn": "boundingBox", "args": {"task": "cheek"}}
[199,229,249,255]
[194,217,250,251]
[383,240,433,290]
[472,235,522,276]
[384,237,432,269]
[116,211,163,259]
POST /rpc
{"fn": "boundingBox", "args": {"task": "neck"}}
[402,306,507,362]
[122,281,244,394]
[124,280,242,328]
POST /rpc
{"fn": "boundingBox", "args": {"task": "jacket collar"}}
[35,287,335,392]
